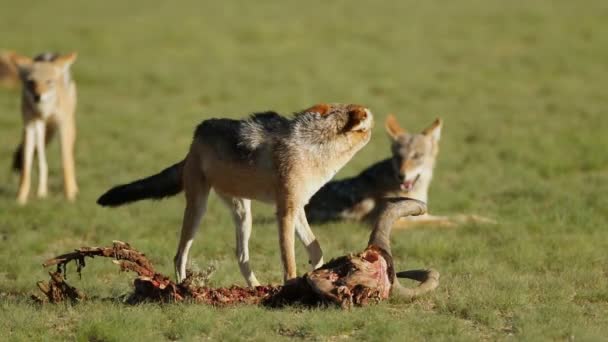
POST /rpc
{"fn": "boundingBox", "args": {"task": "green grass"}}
[1,0,608,340]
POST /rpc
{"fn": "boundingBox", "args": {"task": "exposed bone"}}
[367,198,440,299]
[35,198,439,306]
[32,271,86,304]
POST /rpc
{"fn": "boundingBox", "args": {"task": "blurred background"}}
[1,1,607,340]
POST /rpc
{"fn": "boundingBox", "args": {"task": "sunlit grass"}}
[1,0,607,340]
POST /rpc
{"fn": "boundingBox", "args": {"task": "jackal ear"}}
[345,106,371,132]
[10,53,33,74]
[385,114,405,140]
[422,118,442,142]
[54,52,77,70]
[303,103,331,116]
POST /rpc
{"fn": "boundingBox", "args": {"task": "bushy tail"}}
[12,123,57,172]
[97,161,185,207]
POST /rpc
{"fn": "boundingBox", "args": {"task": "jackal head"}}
[385,115,442,192]
[290,104,374,196]
[297,103,374,144]
[12,52,77,115]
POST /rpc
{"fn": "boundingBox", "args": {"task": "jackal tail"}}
[97,160,184,207]
[12,123,58,172]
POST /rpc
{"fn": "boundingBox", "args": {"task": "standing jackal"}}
[0,50,19,88]
[306,114,495,228]
[97,103,373,286]
[11,52,78,205]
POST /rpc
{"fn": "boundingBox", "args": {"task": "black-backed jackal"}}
[0,50,19,88]
[306,114,495,228]
[98,104,373,286]
[11,52,78,205]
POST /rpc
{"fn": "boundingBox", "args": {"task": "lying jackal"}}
[11,52,78,205]
[98,104,373,286]
[306,114,495,228]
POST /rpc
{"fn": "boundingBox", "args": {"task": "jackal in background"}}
[306,114,495,228]
[0,50,19,88]
[11,52,78,205]
[97,103,374,286]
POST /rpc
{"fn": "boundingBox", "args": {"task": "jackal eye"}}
[46,80,54,86]
[412,152,422,159]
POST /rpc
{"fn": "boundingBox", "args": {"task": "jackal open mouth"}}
[400,174,420,192]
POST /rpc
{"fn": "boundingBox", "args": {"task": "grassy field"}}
[1,0,607,340]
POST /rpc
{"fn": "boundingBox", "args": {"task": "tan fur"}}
[387,116,495,228]
[306,114,496,228]
[0,50,19,88]
[385,113,406,139]
[100,104,374,286]
[303,103,332,116]
[181,104,372,284]
[12,52,78,204]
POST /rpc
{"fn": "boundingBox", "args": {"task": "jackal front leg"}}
[296,209,323,270]
[277,202,298,282]
[16,122,36,205]
[59,119,78,201]
[34,120,48,198]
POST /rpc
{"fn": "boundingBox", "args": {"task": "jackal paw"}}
[310,257,325,270]
[249,278,261,288]
[65,189,78,201]
[16,195,28,206]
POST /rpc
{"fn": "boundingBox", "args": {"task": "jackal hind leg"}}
[219,195,260,287]
[174,161,210,283]
[393,214,456,229]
